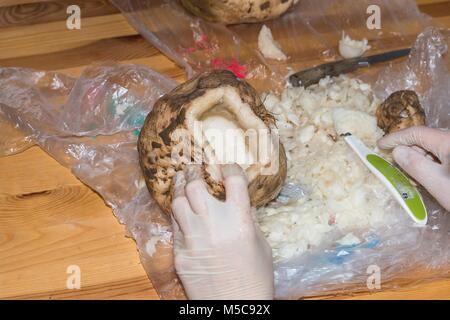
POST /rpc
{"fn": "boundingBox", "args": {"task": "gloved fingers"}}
[173,170,187,199]
[378,126,450,164]
[249,207,272,255]
[253,223,273,257]
[249,207,259,225]
[171,215,181,236]
[184,164,212,216]
[410,145,441,163]
[171,214,186,247]
[172,199,202,248]
[393,146,450,211]
[172,200,202,249]
[171,170,195,235]
[411,145,427,156]
[222,163,250,207]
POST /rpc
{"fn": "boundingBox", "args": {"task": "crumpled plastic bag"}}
[0,63,186,298]
[111,0,436,93]
[0,0,449,299]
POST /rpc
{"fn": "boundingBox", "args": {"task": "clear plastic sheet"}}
[0,116,34,156]
[0,63,185,298]
[0,0,449,299]
[111,0,436,93]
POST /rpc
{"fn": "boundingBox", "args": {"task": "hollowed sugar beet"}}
[138,70,287,214]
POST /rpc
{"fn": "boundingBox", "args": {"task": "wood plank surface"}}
[0,1,118,27]
[0,0,449,300]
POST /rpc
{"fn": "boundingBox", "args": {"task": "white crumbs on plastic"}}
[332,107,383,140]
[145,225,172,257]
[336,233,361,246]
[145,237,160,256]
[339,31,371,59]
[258,75,399,262]
[258,25,287,61]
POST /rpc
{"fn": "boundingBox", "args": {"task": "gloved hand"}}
[171,164,274,300]
[378,126,450,211]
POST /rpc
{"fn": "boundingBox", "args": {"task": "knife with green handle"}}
[342,133,427,226]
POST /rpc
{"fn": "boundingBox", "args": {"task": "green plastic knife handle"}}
[366,154,427,224]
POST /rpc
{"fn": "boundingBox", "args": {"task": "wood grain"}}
[0,147,81,196]
[0,1,118,27]
[0,147,156,300]
[0,0,449,300]
[0,13,137,59]
[0,35,186,81]
[0,0,44,7]
[0,35,158,70]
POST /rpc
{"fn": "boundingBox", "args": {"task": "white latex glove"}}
[378,126,450,211]
[171,164,274,300]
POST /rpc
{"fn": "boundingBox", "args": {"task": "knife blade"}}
[289,48,411,88]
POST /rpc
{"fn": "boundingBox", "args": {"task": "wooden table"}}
[0,0,449,300]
